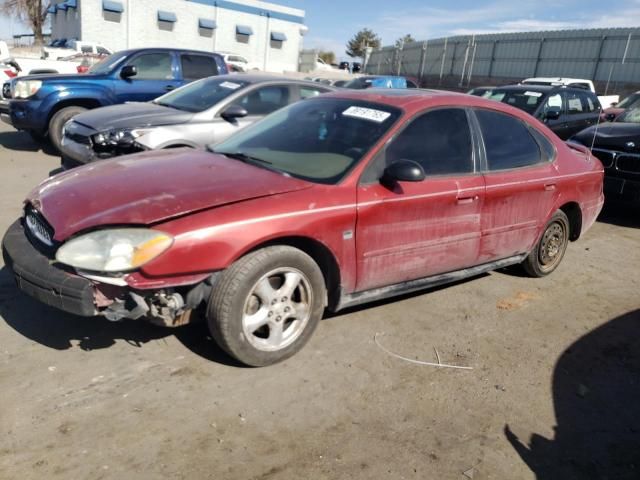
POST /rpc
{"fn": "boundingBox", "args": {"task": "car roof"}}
[116,47,224,57]
[319,88,510,111]
[214,74,337,87]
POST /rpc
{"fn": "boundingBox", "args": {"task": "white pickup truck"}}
[0,41,81,76]
[42,40,112,60]
[521,77,620,109]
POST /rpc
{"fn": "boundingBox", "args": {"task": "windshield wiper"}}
[217,151,273,165]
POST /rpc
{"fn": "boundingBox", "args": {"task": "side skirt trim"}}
[335,254,527,311]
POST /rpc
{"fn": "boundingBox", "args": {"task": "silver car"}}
[60,74,334,168]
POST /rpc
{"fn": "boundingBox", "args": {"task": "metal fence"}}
[366,27,640,92]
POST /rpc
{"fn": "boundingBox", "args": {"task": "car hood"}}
[27,149,312,241]
[574,122,640,148]
[72,103,193,131]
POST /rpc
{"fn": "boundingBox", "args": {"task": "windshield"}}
[484,89,545,115]
[153,77,250,113]
[615,108,640,123]
[212,98,402,184]
[617,93,640,110]
[87,51,128,75]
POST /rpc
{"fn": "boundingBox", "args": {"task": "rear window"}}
[181,54,219,81]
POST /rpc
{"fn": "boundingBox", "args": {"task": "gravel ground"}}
[0,120,639,480]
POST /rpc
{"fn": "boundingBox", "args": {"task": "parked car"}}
[60,75,334,167]
[339,61,350,71]
[43,40,112,60]
[602,91,640,121]
[1,41,83,78]
[1,48,228,151]
[351,62,362,73]
[521,77,618,109]
[2,90,604,366]
[484,85,602,139]
[571,108,640,202]
[219,52,260,72]
[343,75,411,89]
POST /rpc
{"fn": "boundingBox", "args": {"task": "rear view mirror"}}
[544,109,561,120]
[383,159,425,184]
[120,65,137,79]
[221,104,248,121]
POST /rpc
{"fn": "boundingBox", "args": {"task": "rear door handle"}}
[456,195,478,205]
[544,183,557,191]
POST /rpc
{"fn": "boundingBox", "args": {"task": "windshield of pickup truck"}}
[211,97,401,184]
[153,77,250,113]
[88,51,128,75]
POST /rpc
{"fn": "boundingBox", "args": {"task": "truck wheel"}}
[49,106,87,153]
[207,246,326,367]
[523,210,570,277]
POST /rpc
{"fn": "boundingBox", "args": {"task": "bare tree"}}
[1,0,51,45]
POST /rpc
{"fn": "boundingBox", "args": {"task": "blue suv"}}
[1,48,228,152]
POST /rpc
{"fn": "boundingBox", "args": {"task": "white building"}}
[48,0,306,72]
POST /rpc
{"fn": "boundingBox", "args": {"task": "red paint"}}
[26,90,604,295]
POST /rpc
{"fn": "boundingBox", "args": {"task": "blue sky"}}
[2,0,639,61]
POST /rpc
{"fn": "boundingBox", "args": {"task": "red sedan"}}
[2,90,604,366]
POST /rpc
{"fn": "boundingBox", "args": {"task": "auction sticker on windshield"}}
[524,91,543,97]
[342,106,391,123]
[220,81,242,90]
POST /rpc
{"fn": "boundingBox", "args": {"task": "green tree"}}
[346,28,381,59]
[318,50,335,65]
[395,34,415,49]
[1,0,51,45]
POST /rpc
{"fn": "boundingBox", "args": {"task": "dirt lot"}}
[0,120,639,479]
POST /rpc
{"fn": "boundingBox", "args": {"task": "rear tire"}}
[207,246,326,367]
[48,106,87,153]
[523,210,570,277]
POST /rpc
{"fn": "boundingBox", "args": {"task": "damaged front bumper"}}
[2,220,215,326]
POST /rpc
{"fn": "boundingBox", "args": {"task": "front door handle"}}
[544,183,557,191]
[456,195,478,205]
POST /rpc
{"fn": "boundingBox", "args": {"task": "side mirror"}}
[120,65,137,79]
[383,159,425,183]
[221,104,248,121]
[544,109,561,121]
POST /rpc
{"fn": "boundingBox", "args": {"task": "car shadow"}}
[0,130,57,155]
[505,309,640,479]
[597,199,640,228]
[0,266,243,367]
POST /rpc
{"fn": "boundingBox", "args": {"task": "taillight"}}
[76,65,89,74]
[4,69,16,78]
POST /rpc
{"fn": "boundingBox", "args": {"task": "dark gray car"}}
[60,74,334,167]
[483,85,601,140]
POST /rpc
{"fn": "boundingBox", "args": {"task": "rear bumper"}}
[2,220,97,317]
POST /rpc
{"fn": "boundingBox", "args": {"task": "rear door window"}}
[565,91,585,115]
[476,109,542,170]
[180,54,218,81]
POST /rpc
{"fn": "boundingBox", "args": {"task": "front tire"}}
[207,246,326,366]
[48,106,87,153]
[523,210,570,277]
